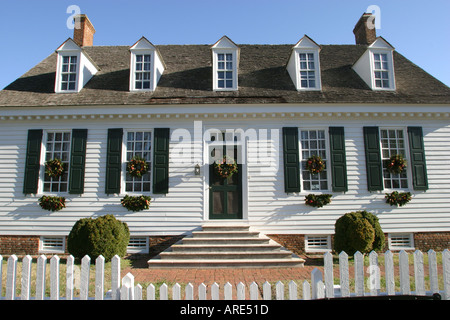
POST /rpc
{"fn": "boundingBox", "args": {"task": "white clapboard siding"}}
[0,113,449,237]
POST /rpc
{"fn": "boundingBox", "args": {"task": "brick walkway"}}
[121,255,323,287]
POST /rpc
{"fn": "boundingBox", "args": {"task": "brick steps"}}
[147,224,305,268]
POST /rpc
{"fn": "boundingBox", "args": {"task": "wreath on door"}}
[127,156,149,178]
[45,159,65,178]
[306,155,325,174]
[214,156,238,178]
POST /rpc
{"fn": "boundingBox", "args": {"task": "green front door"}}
[209,144,242,219]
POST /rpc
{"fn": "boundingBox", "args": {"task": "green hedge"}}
[67,214,130,262]
[334,211,385,255]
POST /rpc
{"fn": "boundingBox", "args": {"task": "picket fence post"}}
[50,255,60,300]
[6,255,17,300]
[384,250,395,295]
[21,255,32,300]
[95,255,105,300]
[443,249,450,300]
[36,255,47,300]
[66,255,75,300]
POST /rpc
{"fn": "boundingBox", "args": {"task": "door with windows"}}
[208,133,242,220]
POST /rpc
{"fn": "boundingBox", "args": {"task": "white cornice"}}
[0,104,449,122]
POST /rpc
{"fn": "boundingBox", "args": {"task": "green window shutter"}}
[363,127,383,191]
[329,127,348,192]
[105,128,123,194]
[153,128,170,194]
[282,127,301,193]
[23,129,43,194]
[408,127,428,190]
[69,129,88,194]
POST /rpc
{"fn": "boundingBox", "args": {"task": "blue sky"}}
[0,0,449,89]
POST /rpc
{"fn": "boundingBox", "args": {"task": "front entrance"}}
[208,138,242,219]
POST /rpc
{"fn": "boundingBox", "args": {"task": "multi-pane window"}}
[217,53,233,89]
[380,129,408,189]
[125,131,152,192]
[300,129,328,190]
[135,54,151,90]
[60,56,77,91]
[373,53,390,88]
[44,131,71,192]
[299,53,316,88]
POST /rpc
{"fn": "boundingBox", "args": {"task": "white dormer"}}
[353,37,396,91]
[287,35,322,91]
[211,36,239,91]
[54,38,99,93]
[129,37,165,92]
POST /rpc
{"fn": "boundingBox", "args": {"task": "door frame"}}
[203,126,248,221]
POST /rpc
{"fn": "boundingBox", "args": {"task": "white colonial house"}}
[0,13,449,265]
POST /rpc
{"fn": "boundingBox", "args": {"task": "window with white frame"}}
[217,53,234,89]
[305,235,331,252]
[60,56,78,91]
[299,53,317,89]
[44,131,71,192]
[388,233,414,250]
[373,53,390,89]
[300,129,328,191]
[125,131,152,192]
[40,236,65,253]
[380,128,408,189]
[127,237,149,253]
[134,54,151,90]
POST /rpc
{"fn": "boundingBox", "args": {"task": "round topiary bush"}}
[334,210,385,255]
[67,214,130,262]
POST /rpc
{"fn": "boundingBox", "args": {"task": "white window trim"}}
[305,235,332,253]
[39,236,66,254]
[39,130,72,195]
[212,50,238,91]
[370,50,395,91]
[127,237,149,254]
[55,53,80,93]
[379,127,411,191]
[129,51,155,92]
[121,129,154,195]
[296,50,321,91]
[388,233,414,251]
[299,127,331,193]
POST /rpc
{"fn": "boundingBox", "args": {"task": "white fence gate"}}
[1,249,449,300]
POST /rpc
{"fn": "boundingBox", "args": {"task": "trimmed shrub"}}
[67,214,130,262]
[334,211,385,255]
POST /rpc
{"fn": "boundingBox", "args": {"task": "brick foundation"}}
[414,232,450,252]
[266,234,306,256]
[0,236,40,255]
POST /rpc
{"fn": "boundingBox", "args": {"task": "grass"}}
[1,252,446,299]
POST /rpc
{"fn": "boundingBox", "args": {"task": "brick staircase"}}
[147,224,305,268]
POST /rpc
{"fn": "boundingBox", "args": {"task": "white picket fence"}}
[1,249,449,300]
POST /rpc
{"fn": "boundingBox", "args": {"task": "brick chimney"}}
[353,13,376,45]
[73,14,95,47]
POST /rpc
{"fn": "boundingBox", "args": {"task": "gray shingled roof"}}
[0,43,449,107]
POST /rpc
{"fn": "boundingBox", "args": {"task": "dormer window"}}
[299,53,317,89]
[60,56,78,91]
[129,37,165,92]
[54,38,98,93]
[134,54,151,90]
[287,35,322,91]
[373,53,390,88]
[217,53,234,89]
[212,36,239,91]
[352,37,396,91]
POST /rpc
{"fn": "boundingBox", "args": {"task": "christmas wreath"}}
[305,194,332,208]
[38,195,66,212]
[127,156,149,178]
[385,191,411,207]
[214,156,238,178]
[45,159,65,178]
[121,195,151,212]
[385,154,407,175]
[306,155,325,174]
